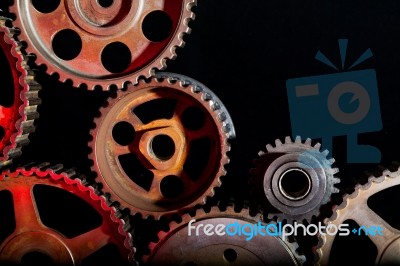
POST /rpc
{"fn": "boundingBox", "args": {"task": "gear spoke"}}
[351,205,399,253]
[9,185,42,232]
[65,226,110,261]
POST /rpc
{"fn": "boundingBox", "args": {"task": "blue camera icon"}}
[287,66,382,163]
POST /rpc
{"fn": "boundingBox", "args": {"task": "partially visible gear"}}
[10,0,196,90]
[316,167,400,265]
[144,206,306,265]
[90,73,234,219]
[0,163,134,265]
[0,17,40,168]
[250,136,340,223]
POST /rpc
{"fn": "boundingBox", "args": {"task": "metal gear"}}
[0,163,134,265]
[10,0,196,90]
[316,167,400,265]
[144,206,306,265]
[0,17,40,168]
[90,73,234,219]
[250,136,340,223]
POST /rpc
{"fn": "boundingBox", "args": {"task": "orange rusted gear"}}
[90,73,234,219]
[10,0,196,90]
[0,163,135,265]
[0,17,40,168]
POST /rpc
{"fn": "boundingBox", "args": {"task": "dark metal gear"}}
[0,17,40,168]
[0,163,135,265]
[90,73,235,219]
[144,206,306,265]
[10,0,196,90]
[251,136,340,223]
[317,167,400,265]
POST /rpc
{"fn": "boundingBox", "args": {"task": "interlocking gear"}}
[0,163,134,265]
[10,0,196,90]
[144,206,306,265]
[316,167,400,265]
[250,136,340,223]
[0,17,40,168]
[90,73,235,218]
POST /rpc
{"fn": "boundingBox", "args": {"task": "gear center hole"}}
[97,0,114,8]
[151,134,175,160]
[279,168,311,201]
[21,252,55,266]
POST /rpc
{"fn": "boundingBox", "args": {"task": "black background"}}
[2,0,400,265]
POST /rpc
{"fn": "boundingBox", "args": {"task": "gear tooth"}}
[285,136,292,144]
[258,151,265,156]
[275,139,283,147]
[266,144,274,152]
[322,149,329,157]
[329,158,336,165]
[333,177,341,184]
[305,138,312,146]
[314,143,321,150]
[331,167,339,175]
[295,136,302,143]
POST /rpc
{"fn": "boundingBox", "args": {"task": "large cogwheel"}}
[0,163,134,265]
[144,206,306,265]
[10,0,196,90]
[90,73,235,218]
[317,167,400,265]
[250,136,340,223]
[0,17,40,168]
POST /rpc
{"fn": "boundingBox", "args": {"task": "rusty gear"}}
[0,163,134,265]
[316,167,400,265]
[251,136,340,223]
[144,206,306,265]
[90,73,234,219]
[10,0,196,90]
[0,17,40,168]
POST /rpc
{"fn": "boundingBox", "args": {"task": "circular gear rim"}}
[9,0,197,90]
[89,73,234,219]
[251,136,340,223]
[0,17,40,168]
[143,206,306,265]
[0,163,135,264]
[316,167,400,265]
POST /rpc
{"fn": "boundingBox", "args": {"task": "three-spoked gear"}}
[0,17,40,168]
[90,73,235,219]
[144,206,306,265]
[317,167,400,265]
[0,163,135,265]
[250,136,340,223]
[10,0,196,90]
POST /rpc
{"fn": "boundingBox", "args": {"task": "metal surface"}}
[10,0,196,90]
[0,164,134,265]
[144,206,306,265]
[0,17,40,167]
[251,136,340,223]
[90,73,233,218]
[317,168,400,265]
